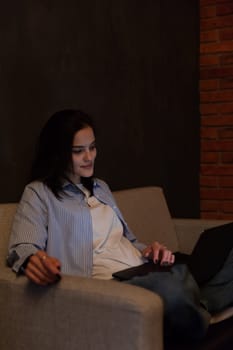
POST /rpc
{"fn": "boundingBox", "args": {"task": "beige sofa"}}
[0,186,233,350]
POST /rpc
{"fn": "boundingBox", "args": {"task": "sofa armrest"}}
[172,218,231,254]
[0,272,163,350]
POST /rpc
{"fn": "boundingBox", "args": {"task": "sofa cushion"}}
[0,203,18,266]
[113,186,179,252]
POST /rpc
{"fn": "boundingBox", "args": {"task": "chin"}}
[81,171,94,178]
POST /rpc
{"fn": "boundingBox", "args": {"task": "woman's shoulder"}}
[94,178,111,191]
[22,181,51,199]
[24,180,47,192]
[94,178,117,202]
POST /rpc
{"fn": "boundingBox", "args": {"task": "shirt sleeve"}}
[7,183,48,273]
[132,241,147,252]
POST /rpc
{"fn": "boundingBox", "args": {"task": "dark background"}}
[0,0,200,217]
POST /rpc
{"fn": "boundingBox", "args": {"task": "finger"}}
[25,269,48,286]
[161,251,175,266]
[160,249,170,262]
[36,253,61,276]
[25,262,55,285]
[151,242,165,263]
[152,249,160,263]
[50,257,62,271]
[170,253,175,264]
[142,246,153,258]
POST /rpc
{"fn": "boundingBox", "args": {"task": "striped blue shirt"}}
[7,179,145,277]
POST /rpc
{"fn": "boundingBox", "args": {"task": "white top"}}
[78,185,144,279]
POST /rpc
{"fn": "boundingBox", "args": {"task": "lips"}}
[81,163,93,169]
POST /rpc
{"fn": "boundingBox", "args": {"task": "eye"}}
[89,144,96,151]
[72,148,83,154]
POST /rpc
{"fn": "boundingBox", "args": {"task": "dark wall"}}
[0,1,200,217]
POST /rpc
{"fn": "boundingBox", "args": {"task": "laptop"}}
[187,222,233,285]
[113,222,233,285]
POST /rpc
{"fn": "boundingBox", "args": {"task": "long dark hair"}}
[30,109,95,198]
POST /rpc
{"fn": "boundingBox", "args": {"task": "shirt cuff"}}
[7,244,38,273]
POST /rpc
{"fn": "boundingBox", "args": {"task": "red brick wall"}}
[200,0,233,219]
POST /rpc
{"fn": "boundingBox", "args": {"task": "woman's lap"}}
[124,264,210,340]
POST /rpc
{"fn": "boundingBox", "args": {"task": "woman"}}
[7,109,175,283]
[7,109,213,340]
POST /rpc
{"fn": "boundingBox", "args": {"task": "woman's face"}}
[69,126,97,183]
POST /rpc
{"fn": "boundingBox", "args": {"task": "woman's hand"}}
[142,241,175,266]
[24,250,61,286]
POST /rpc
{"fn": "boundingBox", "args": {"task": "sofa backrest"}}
[113,186,179,252]
[0,203,18,266]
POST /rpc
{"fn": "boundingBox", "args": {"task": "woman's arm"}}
[7,182,61,284]
[96,179,175,267]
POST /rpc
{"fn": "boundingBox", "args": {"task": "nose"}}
[84,149,92,161]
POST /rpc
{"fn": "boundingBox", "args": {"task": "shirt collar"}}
[62,178,99,191]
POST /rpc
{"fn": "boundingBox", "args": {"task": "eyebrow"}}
[72,140,96,149]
